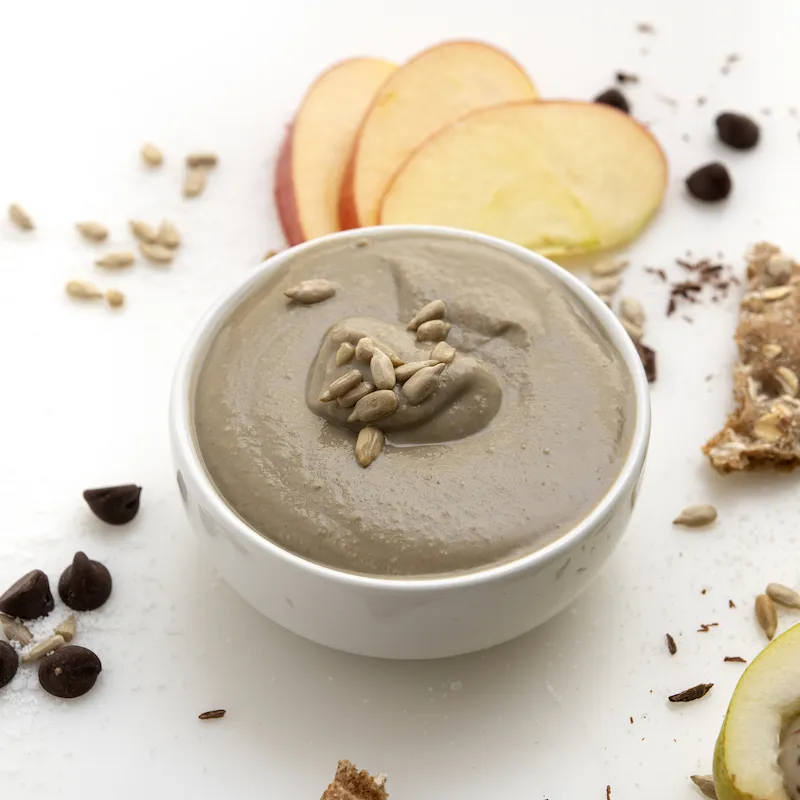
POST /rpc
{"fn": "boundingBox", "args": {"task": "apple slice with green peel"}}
[714,623,800,800]
[339,40,538,230]
[378,100,667,257]
[275,57,396,245]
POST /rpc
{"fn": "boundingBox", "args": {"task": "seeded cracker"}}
[704,243,800,472]
[321,760,388,800]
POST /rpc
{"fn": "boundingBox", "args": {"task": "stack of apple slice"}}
[275,40,667,256]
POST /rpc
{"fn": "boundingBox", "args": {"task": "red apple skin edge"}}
[274,124,307,247]
[338,39,537,232]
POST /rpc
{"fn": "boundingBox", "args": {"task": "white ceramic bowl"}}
[170,226,650,660]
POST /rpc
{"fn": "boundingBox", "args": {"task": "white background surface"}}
[1,0,799,797]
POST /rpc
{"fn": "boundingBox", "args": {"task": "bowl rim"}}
[170,225,651,592]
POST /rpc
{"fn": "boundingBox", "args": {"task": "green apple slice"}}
[714,623,800,800]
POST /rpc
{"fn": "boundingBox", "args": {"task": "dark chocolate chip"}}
[686,162,732,201]
[83,484,141,525]
[38,645,102,698]
[615,71,639,84]
[0,569,55,620]
[0,641,19,689]
[715,112,759,150]
[594,88,630,114]
[58,552,112,611]
[635,342,657,383]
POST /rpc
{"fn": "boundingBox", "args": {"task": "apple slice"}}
[275,57,396,245]
[378,101,667,257]
[339,41,537,230]
[714,622,800,800]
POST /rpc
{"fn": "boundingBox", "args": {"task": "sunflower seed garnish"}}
[766,582,800,609]
[776,366,799,397]
[284,279,336,305]
[762,285,792,302]
[140,142,163,167]
[337,381,375,408]
[755,593,778,640]
[8,203,34,231]
[354,337,403,366]
[416,320,451,342]
[407,299,446,331]
[355,427,385,467]
[319,369,362,402]
[431,341,456,364]
[139,242,174,265]
[765,253,793,286]
[1,614,33,646]
[690,775,717,798]
[370,349,396,390]
[96,251,135,269]
[402,363,445,405]
[186,152,219,168]
[54,615,77,643]
[76,221,109,242]
[347,390,398,423]
[590,275,622,296]
[619,296,646,327]
[762,343,783,359]
[129,220,158,244]
[394,360,438,382]
[335,343,355,366]
[156,220,181,249]
[66,280,104,300]
[105,289,125,308]
[590,259,629,277]
[21,634,66,663]
[672,504,717,527]
[183,166,208,198]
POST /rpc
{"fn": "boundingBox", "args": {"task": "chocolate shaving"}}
[635,343,657,383]
[666,633,677,655]
[729,599,736,609]
[724,656,746,663]
[615,71,639,84]
[669,683,713,703]
[697,622,719,632]
[198,709,226,720]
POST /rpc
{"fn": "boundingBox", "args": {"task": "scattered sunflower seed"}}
[766,582,800,609]
[66,280,103,300]
[619,296,646,327]
[337,381,375,408]
[335,343,355,366]
[140,143,163,167]
[22,634,66,664]
[183,166,208,198]
[284,279,336,305]
[139,242,173,265]
[765,253,793,286]
[105,289,125,308]
[186,152,218,168]
[762,343,783,360]
[590,259,629,277]
[407,299,446,331]
[0,614,33,646]
[394,360,438,382]
[668,683,713,703]
[402,363,445,405]
[690,774,717,799]
[355,427,385,468]
[347,390,398,423]
[158,220,181,249]
[129,220,158,244]
[776,366,799,397]
[590,275,622,296]
[8,203,34,231]
[753,412,783,443]
[354,337,403,366]
[370,349,396,390]
[416,320,451,342]
[198,709,226,720]
[672,504,717,528]
[54,616,77,643]
[320,369,363,402]
[75,221,108,242]
[431,341,456,364]
[755,593,778,640]
[762,285,792,302]
[95,251,135,269]
[621,319,644,342]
